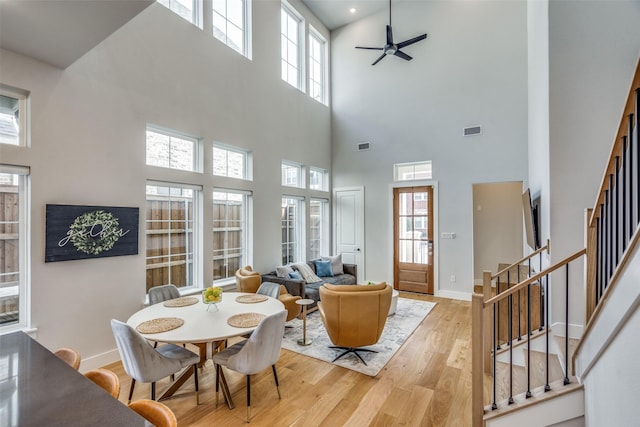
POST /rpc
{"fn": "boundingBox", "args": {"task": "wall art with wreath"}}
[45,204,139,262]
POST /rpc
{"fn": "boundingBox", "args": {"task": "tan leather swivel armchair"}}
[235,266,262,293]
[318,283,392,365]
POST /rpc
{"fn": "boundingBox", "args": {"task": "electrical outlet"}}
[450,275,456,283]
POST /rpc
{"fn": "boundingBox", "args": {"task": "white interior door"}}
[333,187,365,281]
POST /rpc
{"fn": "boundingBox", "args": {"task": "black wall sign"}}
[45,204,139,263]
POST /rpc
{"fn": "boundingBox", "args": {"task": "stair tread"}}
[524,348,566,388]
[484,377,583,420]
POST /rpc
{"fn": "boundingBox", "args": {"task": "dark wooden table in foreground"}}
[0,331,147,427]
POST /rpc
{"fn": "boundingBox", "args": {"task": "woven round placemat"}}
[235,294,269,304]
[227,312,266,328]
[163,296,199,307]
[136,317,184,334]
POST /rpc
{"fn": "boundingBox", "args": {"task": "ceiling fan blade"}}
[397,33,427,49]
[372,53,387,66]
[355,46,384,50]
[394,50,413,61]
[386,25,393,45]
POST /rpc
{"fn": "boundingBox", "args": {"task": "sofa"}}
[261,259,357,310]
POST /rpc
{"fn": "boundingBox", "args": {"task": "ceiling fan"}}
[355,0,428,66]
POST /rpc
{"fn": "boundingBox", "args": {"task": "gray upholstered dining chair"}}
[256,282,281,299]
[110,319,200,405]
[212,310,287,423]
[148,284,180,305]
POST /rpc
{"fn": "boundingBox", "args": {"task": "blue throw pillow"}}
[315,259,334,277]
[288,271,303,280]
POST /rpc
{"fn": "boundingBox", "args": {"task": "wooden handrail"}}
[485,248,586,306]
[589,58,640,228]
[492,239,550,280]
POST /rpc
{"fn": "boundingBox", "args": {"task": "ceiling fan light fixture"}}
[354,0,427,66]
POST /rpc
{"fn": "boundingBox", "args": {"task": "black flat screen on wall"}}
[45,204,139,262]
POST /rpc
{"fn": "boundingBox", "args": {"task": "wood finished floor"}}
[105,294,472,426]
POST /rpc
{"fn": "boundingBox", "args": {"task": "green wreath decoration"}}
[69,210,121,255]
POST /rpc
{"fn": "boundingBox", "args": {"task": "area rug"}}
[281,297,436,376]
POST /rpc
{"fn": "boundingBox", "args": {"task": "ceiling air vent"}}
[463,125,482,137]
[357,142,371,151]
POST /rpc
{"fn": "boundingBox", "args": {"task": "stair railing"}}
[473,248,586,426]
[573,58,640,377]
[480,241,550,375]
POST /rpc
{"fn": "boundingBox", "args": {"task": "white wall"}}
[0,2,331,366]
[574,242,640,426]
[472,182,524,282]
[331,0,529,297]
[527,0,550,248]
[547,0,640,327]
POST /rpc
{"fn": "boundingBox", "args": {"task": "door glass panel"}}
[399,239,413,262]
[399,192,412,215]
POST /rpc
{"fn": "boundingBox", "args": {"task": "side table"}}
[296,299,314,346]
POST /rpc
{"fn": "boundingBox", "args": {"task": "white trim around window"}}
[308,26,328,105]
[0,85,29,147]
[281,1,304,91]
[0,164,31,333]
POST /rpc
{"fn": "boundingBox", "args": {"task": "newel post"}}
[472,293,485,427]
[584,208,596,322]
[482,270,492,374]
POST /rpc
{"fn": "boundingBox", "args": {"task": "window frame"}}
[146,125,202,173]
[281,160,305,188]
[393,161,433,182]
[0,165,31,333]
[308,26,328,105]
[211,0,252,58]
[212,188,252,285]
[309,166,328,191]
[0,85,29,147]
[145,181,203,292]
[280,1,304,91]
[212,143,252,181]
[309,198,328,261]
[281,195,305,264]
[158,0,203,28]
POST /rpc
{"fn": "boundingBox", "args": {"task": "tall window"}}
[309,198,328,260]
[308,27,327,104]
[146,183,201,291]
[0,87,28,146]
[394,161,433,181]
[281,2,303,90]
[213,190,251,282]
[282,161,304,188]
[158,0,201,26]
[309,167,328,191]
[212,0,249,57]
[213,144,251,180]
[282,196,304,264]
[0,166,29,332]
[146,126,199,172]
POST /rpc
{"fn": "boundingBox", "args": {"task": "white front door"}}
[333,187,365,281]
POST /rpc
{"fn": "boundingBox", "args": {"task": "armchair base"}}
[329,346,378,366]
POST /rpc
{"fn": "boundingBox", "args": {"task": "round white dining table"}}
[126,291,284,408]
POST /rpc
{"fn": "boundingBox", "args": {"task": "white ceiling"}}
[302,0,389,30]
[0,0,154,69]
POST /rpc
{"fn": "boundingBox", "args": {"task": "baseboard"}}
[79,348,121,373]
[437,289,471,301]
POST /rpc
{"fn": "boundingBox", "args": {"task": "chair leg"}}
[215,364,220,407]
[246,375,251,423]
[151,382,156,401]
[271,365,281,399]
[193,364,199,405]
[128,379,136,404]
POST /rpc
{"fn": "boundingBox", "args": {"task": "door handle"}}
[356,248,361,252]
